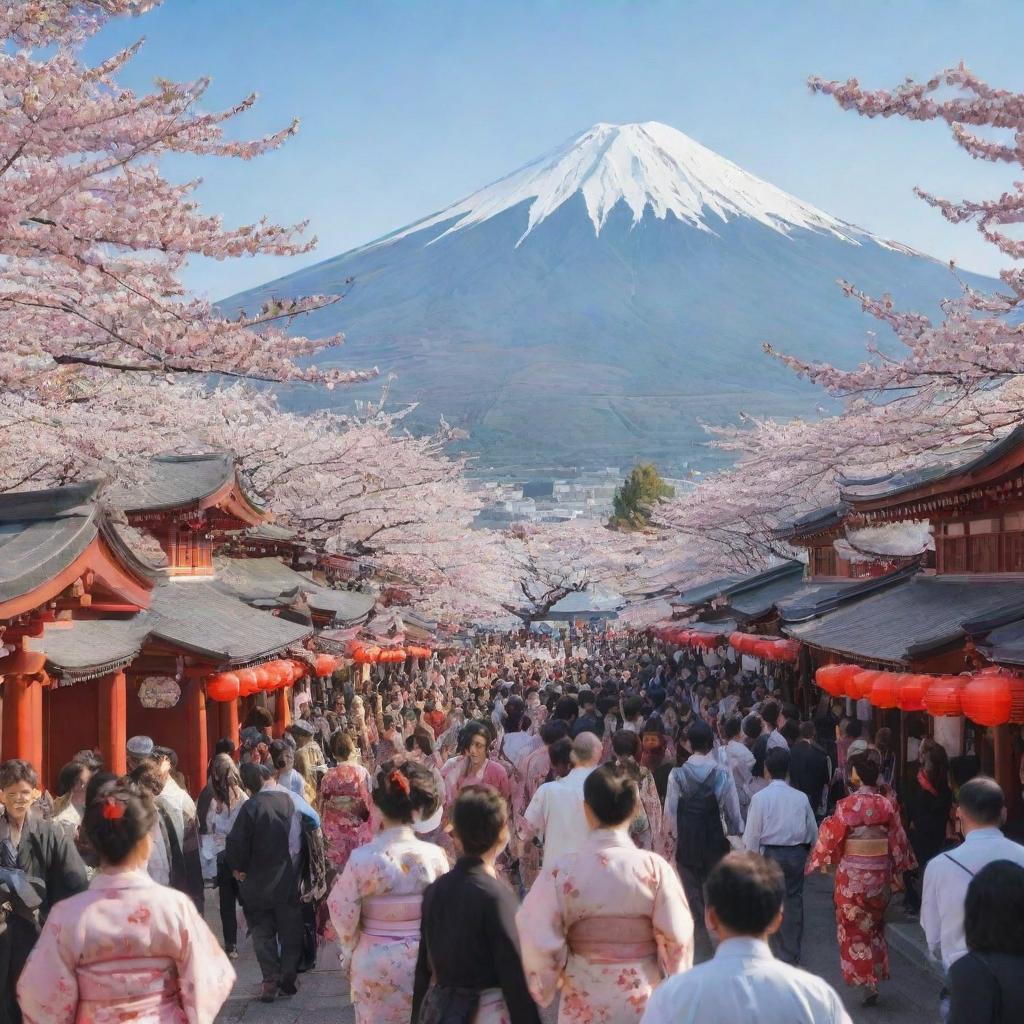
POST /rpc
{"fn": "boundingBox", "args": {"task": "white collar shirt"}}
[523,765,596,868]
[921,827,1024,970]
[766,729,789,751]
[741,780,818,854]
[640,937,851,1024]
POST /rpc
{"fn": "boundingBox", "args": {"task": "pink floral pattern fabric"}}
[328,825,450,1024]
[320,763,373,872]
[17,868,234,1024]
[807,788,916,987]
[517,828,693,1024]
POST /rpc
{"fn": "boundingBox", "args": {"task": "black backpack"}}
[675,764,729,873]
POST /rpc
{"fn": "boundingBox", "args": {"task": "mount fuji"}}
[226,121,991,475]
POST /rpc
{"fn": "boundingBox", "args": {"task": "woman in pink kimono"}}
[18,784,234,1024]
[440,722,512,808]
[320,731,373,874]
[517,764,693,1024]
[328,759,450,1024]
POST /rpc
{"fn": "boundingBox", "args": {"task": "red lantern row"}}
[406,645,432,659]
[206,658,308,702]
[813,664,1024,725]
[347,642,410,665]
[652,626,719,649]
[729,632,801,664]
[314,653,339,677]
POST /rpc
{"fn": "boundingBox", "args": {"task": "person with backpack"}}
[663,720,742,962]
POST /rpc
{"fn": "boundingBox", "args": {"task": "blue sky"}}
[87,0,1023,299]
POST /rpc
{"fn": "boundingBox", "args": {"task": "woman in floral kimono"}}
[440,722,512,807]
[18,783,234,1024]
[807,750,916,1006]
[328,759,450,1024]
[517,763,693,1024]
[610,731,662,851]
[320,732,373,874]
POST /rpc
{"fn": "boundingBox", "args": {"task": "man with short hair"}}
[789,721,832,819]
[665,720,742,962]
[718,716,755,821]
[640,852,851,1024]
[922,776,1024,973]
[742,748,818,965]
[572,690,603,738]
[523,732,602,870]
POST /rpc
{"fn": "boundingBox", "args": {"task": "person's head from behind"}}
[844,718,863,741]
[571,732,603,768]
[239,761,265,796]
[331,730,356,763]
[209,753,242,805]
[373,758,438,826]
[127,762,164,798]
[686,719,714,755]
[269,739,294,773]
[612,729,641,761]
[0,759,38,825]
[547,738,573,778]
[723,716,742,742]
[780,720,800,746]
[849,750,881,789]
[964,860,1024,956]
[798,721,816,743]
[452,784,508,861]
[742,714,763,744]
[584,763,637,830]
[84,784,156,869]
[764,747,790,782]
[554,695,579,723]
[56,760,92,809]
[957,776,1006,833]
[705,851,784,941]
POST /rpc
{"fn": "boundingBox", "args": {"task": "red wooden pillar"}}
[273,686,291,738]
[184,676,208,795]
[218,698,239,752]
[2,675,42,769]
[98,671,127,776]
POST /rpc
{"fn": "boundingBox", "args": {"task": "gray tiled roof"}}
[112,453,248,513]
[977,619,1024,667]
[841,425,1024,503]
[726,569,807,619]
[149,580,312,664]
[777,566,920,625]
[773,504,849,541]
[30,618,148,680]
[213,556,319,605]
[786,575,1024,664]
[306,589,376,625]
[676,562,803,610]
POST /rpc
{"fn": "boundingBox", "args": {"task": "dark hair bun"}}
[372,759,438,823]
[83,784,157,866]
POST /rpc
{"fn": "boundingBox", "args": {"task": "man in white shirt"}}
[742,748,818,966]
[922,777,1024,973]
[640,852,851,1024]
[718,716,755,822]
[762,701,788,752]
[523,732,601,870]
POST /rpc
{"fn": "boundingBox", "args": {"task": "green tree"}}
[610,464,674,531]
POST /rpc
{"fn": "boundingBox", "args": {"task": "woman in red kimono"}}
[808,750,915,1006]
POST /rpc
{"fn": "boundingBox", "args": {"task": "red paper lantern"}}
[896,673,929,712]
[869,671,902,709]
[848,670,880,701]
[236,669,259,696]
[816,664,859,697]
[206,672,240,702]
[961,672,1024,727]
[923,675,969,717]
[315,653,337,677]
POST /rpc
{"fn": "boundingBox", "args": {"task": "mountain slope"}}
[225,122,991,475]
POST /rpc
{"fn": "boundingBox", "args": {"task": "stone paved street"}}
[212,872,943,1024]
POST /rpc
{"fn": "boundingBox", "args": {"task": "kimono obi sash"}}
[845,825,889,861]
[362,894,423,939]
[77,957,179,1014]
[567,915,657,963]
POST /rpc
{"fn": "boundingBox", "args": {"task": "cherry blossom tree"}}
[0,0,374,484]
[660,65,1024,573]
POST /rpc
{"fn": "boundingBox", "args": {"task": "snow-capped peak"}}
[374,121,869,249]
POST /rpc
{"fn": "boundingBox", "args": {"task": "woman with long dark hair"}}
[904,742,952,914]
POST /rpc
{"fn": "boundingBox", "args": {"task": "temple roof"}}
[306,588,377,626]
[148,580,312,664]
[840,425,1024,506]
[678,561,805,618]
[0,482,155,612]
[773,504,849,542]
[30,618,147,682]
[785,574,1024,664]
[213,556,319,607]
[112,453,264,517]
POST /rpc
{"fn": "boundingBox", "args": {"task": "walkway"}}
[213,873,942,1024]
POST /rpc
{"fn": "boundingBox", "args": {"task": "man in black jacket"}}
[788,722,832,819]
[0,758,87,1024]
[226,763,306,1003]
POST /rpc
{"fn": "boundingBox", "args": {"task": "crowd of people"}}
[2,628,1024,1023]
